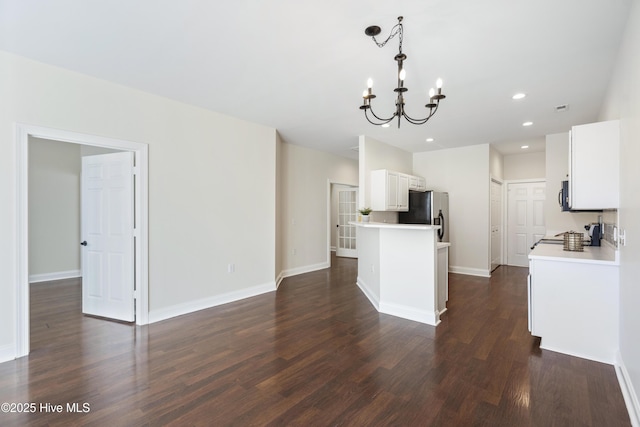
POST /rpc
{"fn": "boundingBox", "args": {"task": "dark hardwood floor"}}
[0,255,631,426]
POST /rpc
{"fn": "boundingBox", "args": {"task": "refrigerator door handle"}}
[438,210,445,241]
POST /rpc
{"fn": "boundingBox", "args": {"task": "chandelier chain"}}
[372,22,403,52]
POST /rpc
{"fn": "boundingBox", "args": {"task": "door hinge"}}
[133,289,139,300]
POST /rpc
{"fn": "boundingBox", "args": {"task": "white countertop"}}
[350,221,441,231]
[529,241,618,265]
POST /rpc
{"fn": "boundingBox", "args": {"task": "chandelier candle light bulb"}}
[359,16,446,128]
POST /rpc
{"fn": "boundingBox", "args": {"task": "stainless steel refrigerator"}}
[398,191,449,242]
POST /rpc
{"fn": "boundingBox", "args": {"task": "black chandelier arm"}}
[401,103,440,125]
[365,104,396,124]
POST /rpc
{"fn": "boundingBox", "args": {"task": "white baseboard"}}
[280,261,330,280]
[616,351,640,427]
[356,277,438,326]
[29,269,81,283]
[449,265,491,278]
[539,342,615,365]
[0,344,15,364]
[379,301,439,326]
[275,272,285,289]
[149,281,276,324]
[356,276,380,310]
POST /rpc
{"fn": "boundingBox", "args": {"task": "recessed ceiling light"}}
[426,138,435,142]
[512,93,526,100]
[521,145,529,149]
[382,123,390,128]
[522,121,533,127]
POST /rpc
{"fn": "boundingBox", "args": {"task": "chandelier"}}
[359,16,446,128]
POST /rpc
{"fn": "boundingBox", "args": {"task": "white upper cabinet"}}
[371,170,422,212]
[408,175,426,191]
[569,120,620,210]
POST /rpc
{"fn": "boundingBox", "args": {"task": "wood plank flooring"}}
[0,255,631,426]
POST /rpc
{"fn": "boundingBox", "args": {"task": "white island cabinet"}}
[352,222,447,326]
[528,243,619,364]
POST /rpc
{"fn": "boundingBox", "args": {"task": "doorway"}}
[506,180,546,267]
[327,182,359,263]
[490,178,503,272]
[15,124,149,358]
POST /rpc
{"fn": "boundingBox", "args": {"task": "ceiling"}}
[0,0,633,159]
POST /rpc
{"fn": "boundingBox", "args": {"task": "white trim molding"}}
[379,301,439,326]
[617,352,640,427]
[29,270,81,283]
[356,276,380,310]
[280,262,330,280]
[449,265,491,278]
[149,282,276,324]
[357,277,439,326]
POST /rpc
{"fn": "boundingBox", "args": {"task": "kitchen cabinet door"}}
[398,173,409,210]
[370,169,409,212]
[569,120,619,209]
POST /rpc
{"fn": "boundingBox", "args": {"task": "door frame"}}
[326,180,359,267]
[490,177,505,271]
[15,123,149,358]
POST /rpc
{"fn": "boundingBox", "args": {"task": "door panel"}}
[507,182,546,267]
[336,188,358,258]
[81,152,135,321]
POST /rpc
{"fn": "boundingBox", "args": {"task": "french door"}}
[336,188,358,258]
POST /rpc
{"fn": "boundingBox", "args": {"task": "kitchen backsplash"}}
[602,209,618,247]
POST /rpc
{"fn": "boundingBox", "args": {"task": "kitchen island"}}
[352,222,448,326]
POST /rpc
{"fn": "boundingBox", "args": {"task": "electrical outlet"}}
[227,263,235,273]
[292,248,297,255]
[619,229,626,246]
[370,264,375,273]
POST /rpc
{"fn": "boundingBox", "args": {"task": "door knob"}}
[80,241,88,246]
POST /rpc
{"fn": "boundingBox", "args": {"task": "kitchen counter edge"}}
[528,241,619,265]
[350,221,441,231]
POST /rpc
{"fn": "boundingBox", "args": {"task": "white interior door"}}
[336,188,358,258]
[81,152,135,321]
[507,182,546,267]
[490,179,503,272]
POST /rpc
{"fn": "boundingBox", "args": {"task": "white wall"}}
[489,145,504,181]
[358,135,413,223]
[279,142,358,277]
[545,132,599,235]
[413,144,491,276]
[600,0,640,421]
[503,151,546,181]
[28,137,81,280]
[0,51,277,357]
